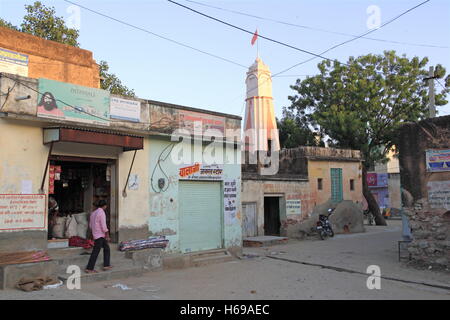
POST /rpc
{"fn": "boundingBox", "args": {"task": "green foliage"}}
[0,18,19,31]
[99,61,135,98]
[21,1,80,47]
[286,50,449,167]
[0,1,135,97]
[277,112,322,149]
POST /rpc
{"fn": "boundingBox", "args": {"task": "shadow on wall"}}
[295,199,365,239]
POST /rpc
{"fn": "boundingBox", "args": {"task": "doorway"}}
[264,197,280,236]
[48,156,117,243]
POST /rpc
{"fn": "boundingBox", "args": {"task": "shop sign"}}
[367,173,388,187]
[179,163,223,180]
[37,78,110,126]
[426,149,450,172]
[224,179,238,225]
[286,194,301,216]
[0,47,28,77]
[110,96,141,122]
[427,180,450,210]
[179,110,225,134]
[0,194,46,230]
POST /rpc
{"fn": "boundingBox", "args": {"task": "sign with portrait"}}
[37,78,110,126]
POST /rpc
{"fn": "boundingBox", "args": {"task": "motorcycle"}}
[364,209,374,225]
[316,208,335,240]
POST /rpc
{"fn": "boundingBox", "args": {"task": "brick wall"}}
[0,26,100,88]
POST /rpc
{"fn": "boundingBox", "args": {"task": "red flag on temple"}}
[251,29,258,46]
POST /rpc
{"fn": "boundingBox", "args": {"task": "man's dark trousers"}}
[86,237,110,270]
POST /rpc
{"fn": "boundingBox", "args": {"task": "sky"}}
[1,0,449,119]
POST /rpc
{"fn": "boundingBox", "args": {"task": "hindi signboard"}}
[110,96,141,122]
[427,181,450,210]
[286,194,301,216]
[0,47,28,77]
[179,110,225,134]
[224,179,238,225]
[0,194,46,231]
[426,149,450,172]
[37,78,110,126]
[179,163,223,181]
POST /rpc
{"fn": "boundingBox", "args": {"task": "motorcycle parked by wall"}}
[316,208,335,240]
[364,209,374,225]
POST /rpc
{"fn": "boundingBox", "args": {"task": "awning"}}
[43,127,143,151]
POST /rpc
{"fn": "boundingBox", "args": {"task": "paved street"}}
[0,220,449,300]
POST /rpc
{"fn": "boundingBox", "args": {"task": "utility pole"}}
[425,66,436,118]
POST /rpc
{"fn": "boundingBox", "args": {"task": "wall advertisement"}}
[426,149,450,172]
[37,78,110,126]
[110,96,141,122]
[0,194,46,231]
[179,110,225,134]
[0,47,28,77]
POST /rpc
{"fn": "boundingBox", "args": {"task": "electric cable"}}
[150,142,177,193]
[63,0,247,69]
[182,0,447,49]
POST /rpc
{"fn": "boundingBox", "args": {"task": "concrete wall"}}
[241,179,312,237]
[398,116,450,268]
[0,26,100,88]
[398,115,450,203]
[147,139,242,254]
[308,160,363,206]
[0,119,49,253]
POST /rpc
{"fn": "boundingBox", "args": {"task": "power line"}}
[62,0,247,69]
[168,0,432,115]
[168,0,349,66]
[436,78,448,91]
[183,0,448,49]
[272,0,432,77]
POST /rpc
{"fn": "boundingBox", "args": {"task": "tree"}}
[287,50,449,225]
[0,1,135,96]
[0,18,19,31]
[99,61,135,97]
[277,111,323,149]
[21,1,79,47]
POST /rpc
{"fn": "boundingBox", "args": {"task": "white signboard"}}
[0,195,46,231]
[0,47,28,77]
[110,97,141,122]
[427,181,450,210]
[224,179,238,225]
[179,163,223,181]
[286,199,301,216]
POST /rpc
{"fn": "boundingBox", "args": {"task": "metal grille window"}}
[330,168,343,203]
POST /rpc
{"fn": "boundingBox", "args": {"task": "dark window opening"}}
[350,179,355,191]
[318,178,323,190]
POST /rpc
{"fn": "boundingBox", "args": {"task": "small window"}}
[350,179,355,191]
[318,178,323,190]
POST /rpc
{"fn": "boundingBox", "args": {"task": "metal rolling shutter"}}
[179,181,222,253]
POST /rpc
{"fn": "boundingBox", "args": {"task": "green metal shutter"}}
[330,168,343,203]
[179,181,223,253]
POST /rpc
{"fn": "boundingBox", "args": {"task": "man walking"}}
[85,200,112,273]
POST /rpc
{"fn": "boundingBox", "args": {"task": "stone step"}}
[243,236,288,247]
[58,262,143,284]
[190,249,229,258]
[191,250,234,267]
